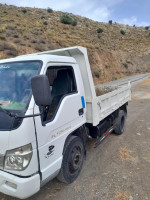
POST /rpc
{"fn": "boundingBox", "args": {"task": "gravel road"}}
[1,77,150,200]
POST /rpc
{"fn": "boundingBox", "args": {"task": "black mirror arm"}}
[14,111,43,119]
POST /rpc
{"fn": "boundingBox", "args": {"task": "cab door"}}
[34,63,86,181]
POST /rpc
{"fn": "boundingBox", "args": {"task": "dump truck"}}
[0,46,131,199]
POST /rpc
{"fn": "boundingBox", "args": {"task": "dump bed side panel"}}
[90,84,131,126]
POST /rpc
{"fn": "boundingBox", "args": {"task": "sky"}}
[0,0,150,27]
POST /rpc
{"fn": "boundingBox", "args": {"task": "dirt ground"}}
[1,78,150,200]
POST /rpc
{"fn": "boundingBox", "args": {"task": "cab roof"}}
[0,54,77,65]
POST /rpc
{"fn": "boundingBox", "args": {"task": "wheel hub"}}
[70,147,82,171]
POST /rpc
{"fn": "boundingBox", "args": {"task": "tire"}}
[57,136,85,184]
[114,110,126,135]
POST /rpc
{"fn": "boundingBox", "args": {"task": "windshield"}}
[0,61,41,111]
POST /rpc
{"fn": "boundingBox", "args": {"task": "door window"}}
[42,66,77,123]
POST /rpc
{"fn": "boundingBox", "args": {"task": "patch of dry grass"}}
[143,156,150,163]
[74,185,82,193]
[119,147,136,162]
[115,190,130,200]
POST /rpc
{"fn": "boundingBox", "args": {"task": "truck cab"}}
[0,52,86,198]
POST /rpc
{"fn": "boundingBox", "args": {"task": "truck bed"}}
[30,46,131,126]
[86,84,131,126]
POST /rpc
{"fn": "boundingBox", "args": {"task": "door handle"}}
[78,108,84,116]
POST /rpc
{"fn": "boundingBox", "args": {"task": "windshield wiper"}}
[0,105,42,119]
[0,105,17,118]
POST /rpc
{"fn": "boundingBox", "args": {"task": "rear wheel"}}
[114,110,126,135]
[57,136,85,184]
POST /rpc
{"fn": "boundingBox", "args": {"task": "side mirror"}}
[31,75,52,106]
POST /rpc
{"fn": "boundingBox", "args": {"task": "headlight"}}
[4,144,33,171]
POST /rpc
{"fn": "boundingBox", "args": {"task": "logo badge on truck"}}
[45,145,55,159]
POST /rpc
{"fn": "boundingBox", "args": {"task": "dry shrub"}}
[39,39,46,44]
[49,43,59,50]
[34,43,47,51]
[6,49,18,57]
[14,39,21,44]
[7,25,15,30]
[30,39,37,43]
[0,42,18,57]
[0,42,16,51]
[20,43,26,46]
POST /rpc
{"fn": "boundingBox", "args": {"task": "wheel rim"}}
[69,145,83,173]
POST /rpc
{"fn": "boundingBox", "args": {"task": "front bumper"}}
[0,170,40,199]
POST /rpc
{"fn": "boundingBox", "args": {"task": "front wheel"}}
[57,136,85,184]
[114,110,126,135]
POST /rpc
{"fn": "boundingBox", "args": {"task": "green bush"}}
[47,7,53,13]
[43,21,48,25]
[41,16,45,19]
[60,14,73,25]
[127,61,133,65]
[21,9,27,14]
[60,15,77,26]
[108,20,112,25]
[145,26,149,30]
[105,65,111,69]
[112,76,117,81]
[72,20,77,26]
[123,63,128,69]
[120,30,125,35]
[13,34,19,38]
[0,35,6,40]
[97,28,103,33]
[93,71,100,78]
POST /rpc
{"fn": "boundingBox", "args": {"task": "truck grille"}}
[0,154,4,169]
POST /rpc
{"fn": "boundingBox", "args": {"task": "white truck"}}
[0,46,131,199]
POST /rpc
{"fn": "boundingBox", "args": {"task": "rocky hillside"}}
[0,4,150,85]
